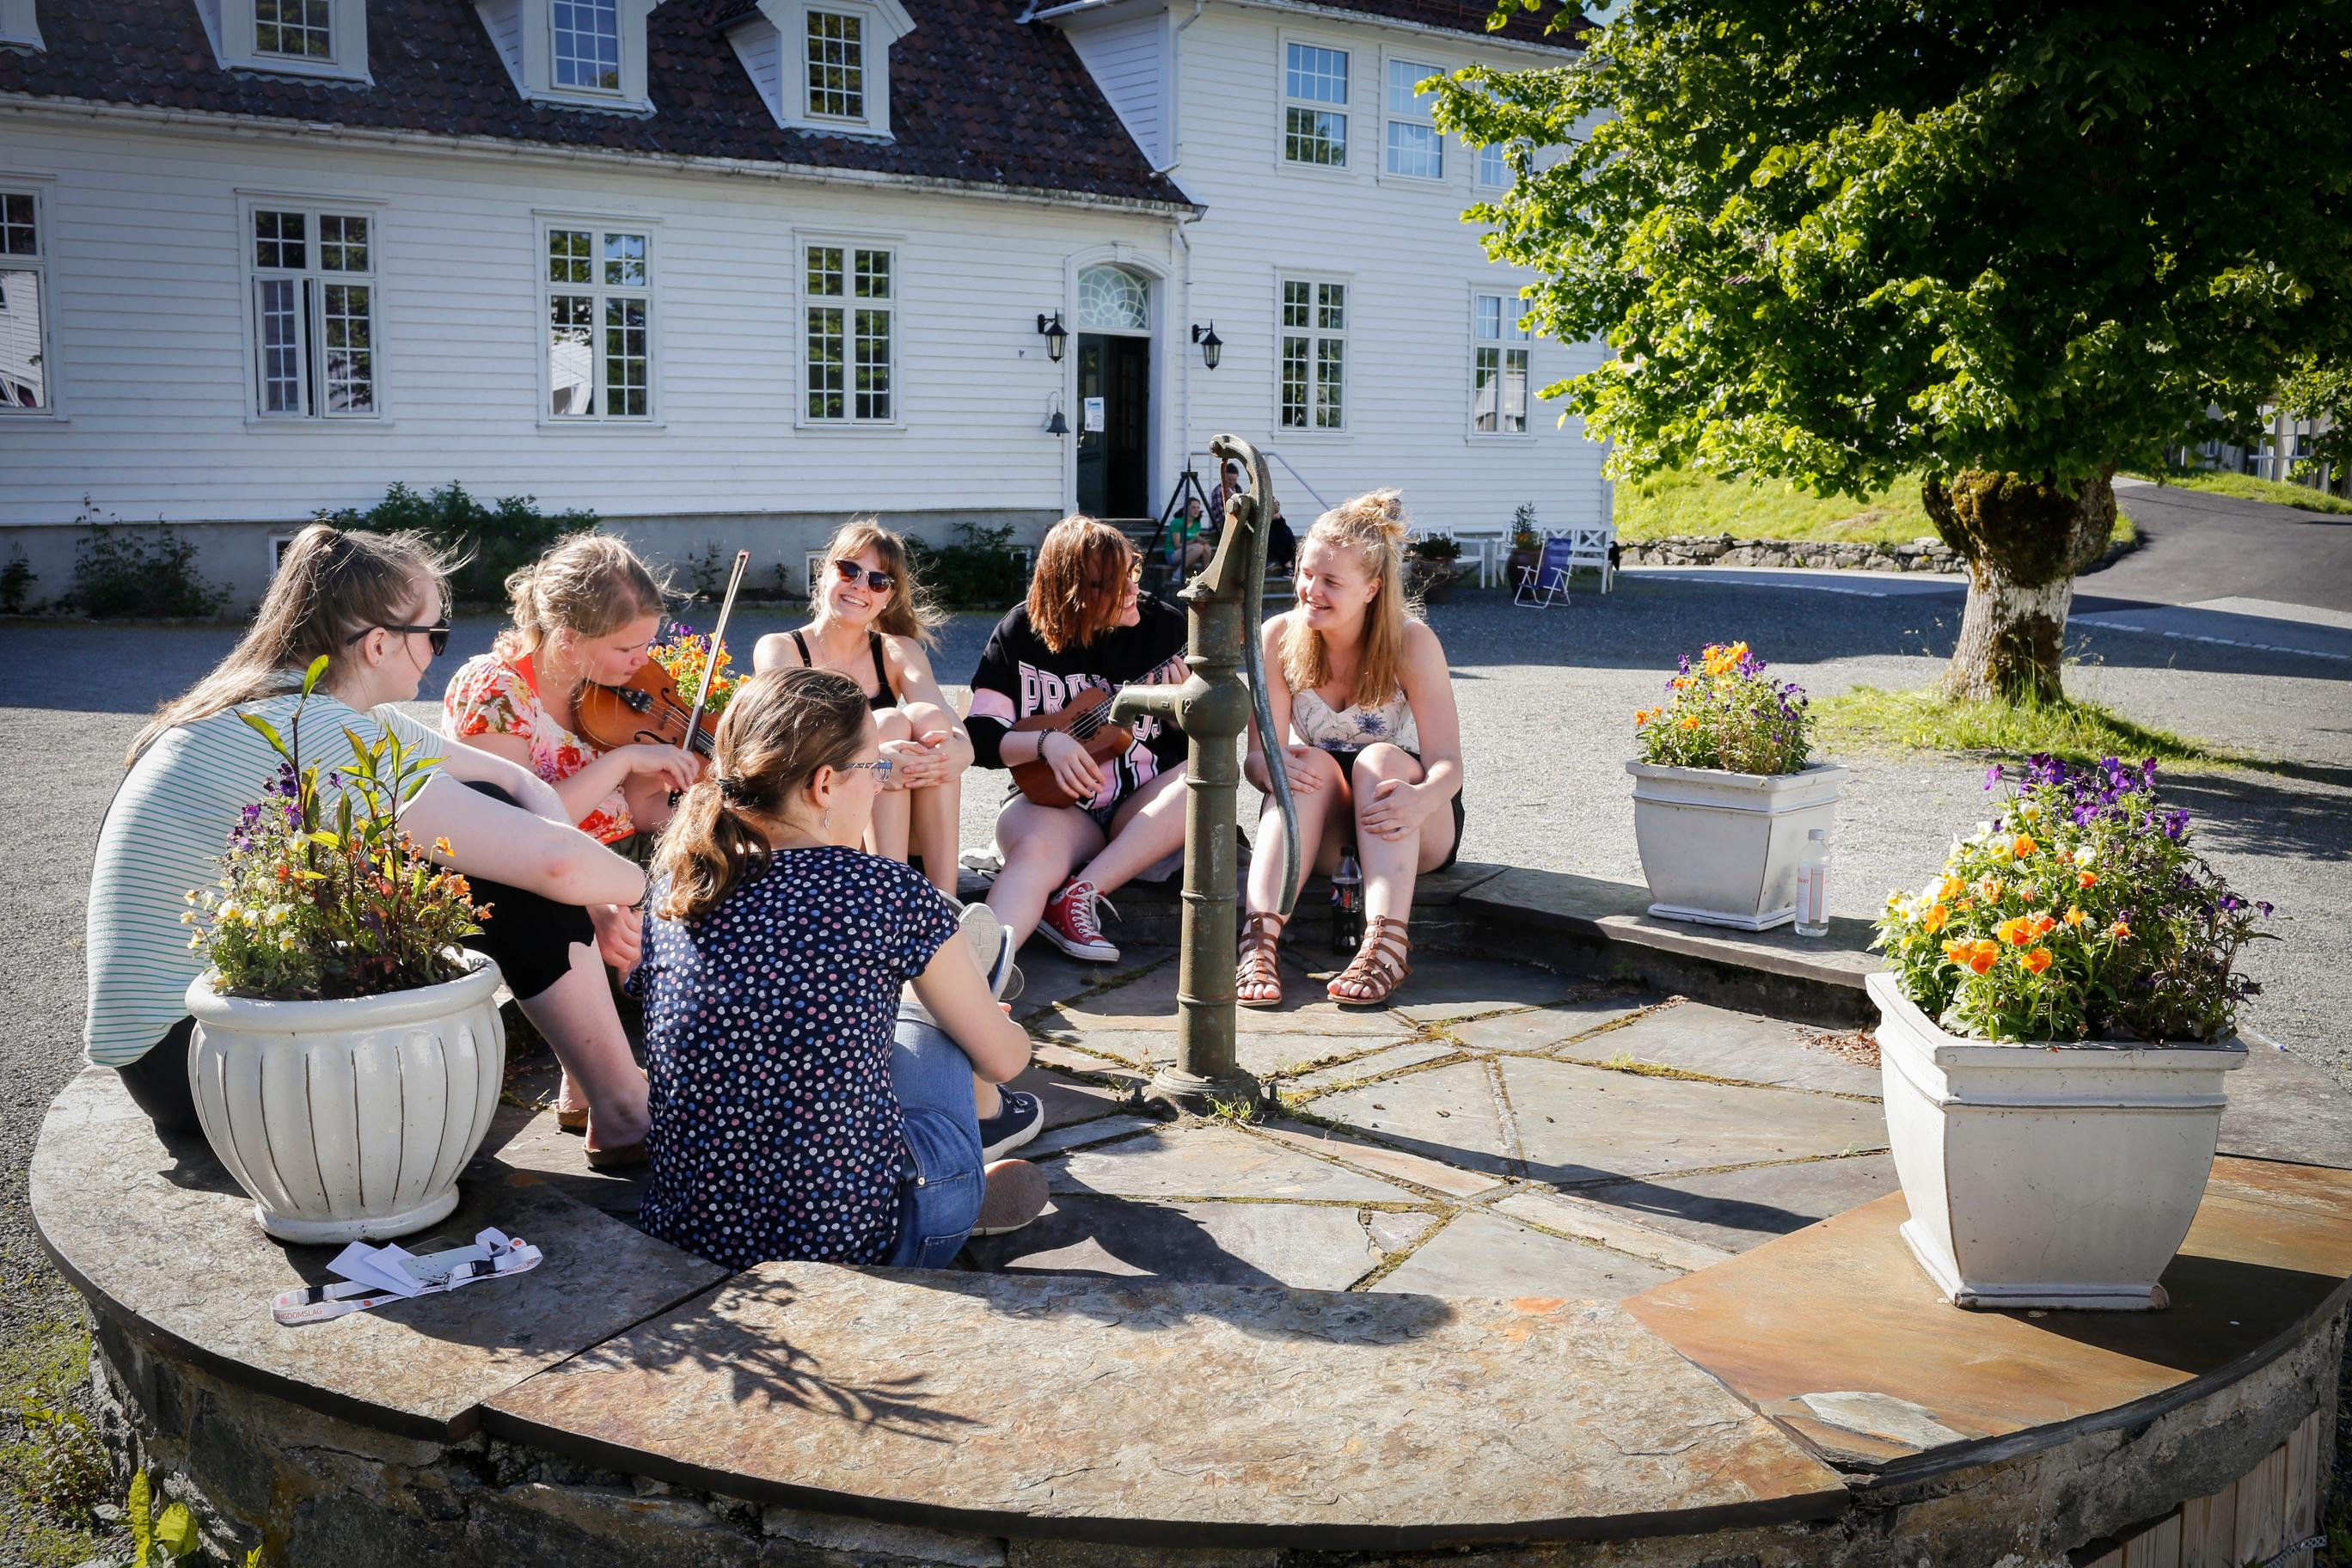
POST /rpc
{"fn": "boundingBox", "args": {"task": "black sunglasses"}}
[347,621,451,658]
[831,559,894,593]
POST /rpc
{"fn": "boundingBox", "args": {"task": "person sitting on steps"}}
[1237,489,1465,1009]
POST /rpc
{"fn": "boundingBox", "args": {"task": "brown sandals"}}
[1236,911,1287,1009]
[1328,916,1412,1008]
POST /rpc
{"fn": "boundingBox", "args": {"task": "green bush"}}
[1412,531,1462,563]
[1,548,34,613]
[905,520,1029,609]
[327,481,600,605]
[69,499,229,619]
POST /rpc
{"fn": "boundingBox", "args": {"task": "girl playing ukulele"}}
[751,520,971,898]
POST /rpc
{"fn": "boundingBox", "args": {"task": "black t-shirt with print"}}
[965,597,1187,811]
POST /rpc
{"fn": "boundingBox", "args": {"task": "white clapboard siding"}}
[1062,8,1169,167]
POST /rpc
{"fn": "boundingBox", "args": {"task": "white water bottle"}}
[1793,828,1831,938]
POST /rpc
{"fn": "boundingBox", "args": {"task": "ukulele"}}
[1008,686,1135,808]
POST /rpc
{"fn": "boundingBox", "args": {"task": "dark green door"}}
[1075,334,1152,519]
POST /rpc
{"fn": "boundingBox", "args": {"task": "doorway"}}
[1075,333,1152,520]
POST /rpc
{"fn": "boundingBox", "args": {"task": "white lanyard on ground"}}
[272,1228,543,1326]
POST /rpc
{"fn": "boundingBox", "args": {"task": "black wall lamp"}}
[1191,322,1222,371]
[1037,311,1069,363]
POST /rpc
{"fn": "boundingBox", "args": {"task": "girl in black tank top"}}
[786,628,896,712]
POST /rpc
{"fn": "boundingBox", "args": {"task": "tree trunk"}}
[1924,469,2117,703]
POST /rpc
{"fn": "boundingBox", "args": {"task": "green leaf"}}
[128,1470,154,1567]
[156,1501,199,1558]
[302,653,330,697]
[309,830,342,849]
[238,713,290,760]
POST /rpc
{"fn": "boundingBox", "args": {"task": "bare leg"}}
[1244,748,1344,919]
[1350,744,1431,928]
[1073,763,1191,895]
[989,799,1108,948]
[867,707,914,864]
[901,700,965,898]
[520,943,650,1151]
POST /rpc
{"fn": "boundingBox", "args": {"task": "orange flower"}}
[2032,914,2058,937]
[1996,915,2036,946]
[1634,707,1656,727]
[1922,903,1950,934]
[2021,948,2054,975]
[2020,885,2041,903]
[2064,906,2087,927]
[1966,940,2000,975]
[2078,870,2098,889]
[2109,920,2132,940]
[1956,897,1975,913]
[432,836,453,857]
[2012,834,2038,858]
[1938,875,1966,901]
[1977,876,2006,902]
[1679,715,1701,730]
[1942,939,1971,966]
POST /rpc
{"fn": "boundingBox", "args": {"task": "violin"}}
[573,549,752,761]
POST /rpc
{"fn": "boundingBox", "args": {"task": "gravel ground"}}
[2,575,2345,1553]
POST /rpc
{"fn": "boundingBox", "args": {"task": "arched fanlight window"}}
[1076,265,1150,332]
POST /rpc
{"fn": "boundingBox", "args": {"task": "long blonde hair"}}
[652,668,870,922]
[127,523,454,765]
[817,518,944,650]
[1027,516,1135,652]
[496,531,666,660]
[1279,489,1415,707]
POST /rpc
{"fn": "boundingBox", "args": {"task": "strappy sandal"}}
[1236,911,1287,1009]
[1328,916,1412,1008]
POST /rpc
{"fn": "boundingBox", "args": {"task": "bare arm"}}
[1400,622,1462,803]
[886,638,973,770]
[750,628,805,675]
[420,734,567,824]
[403,773,648,908]
[907,937,1032,1082]
[446,727,690,830]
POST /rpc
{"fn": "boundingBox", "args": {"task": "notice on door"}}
[1082,396,1106,433]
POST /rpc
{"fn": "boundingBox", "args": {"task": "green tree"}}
[1435,2,2352,699]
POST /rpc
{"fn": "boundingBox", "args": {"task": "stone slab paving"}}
[1043,1124,1420,1205]
[2220,1034,2352,1169]
[965,1195,1397,1290]
[1552,1000,1884,1098]
[482,1264,1850,1545]
[1369,1210,1687,1301]
[1561,1154,1903,1258]
[1502,1057,1890,1188]
[1441,995,1663,1053]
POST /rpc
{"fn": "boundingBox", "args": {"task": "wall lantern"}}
[1191,322,1223,371]
[1037,311,1069,363]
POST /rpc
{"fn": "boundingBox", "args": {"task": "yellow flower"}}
[433,836,453,857]
[2065,906,2087,927]
[1679,715,1701,730]
[1996,915,2036,946]
[1922,903,1950,934]
[2022,948,2054,975]
[1938,875,1966,901]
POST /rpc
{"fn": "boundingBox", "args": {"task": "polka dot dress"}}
[636,846,959,1270]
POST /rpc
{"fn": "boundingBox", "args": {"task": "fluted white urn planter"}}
[186,953,505,1245]
[1869,970,2245,1311]
[1626,760,1847,930]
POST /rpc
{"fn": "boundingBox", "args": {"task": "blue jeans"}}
[881,1007,986,1268]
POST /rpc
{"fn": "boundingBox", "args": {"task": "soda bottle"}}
[1331,848,1363,954]
[1793,828,1831,938]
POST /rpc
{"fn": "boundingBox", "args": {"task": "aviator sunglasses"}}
[831,559,895,593]
[346,620,451,658]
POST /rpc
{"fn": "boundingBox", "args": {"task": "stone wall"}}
[1618,534,1962,573]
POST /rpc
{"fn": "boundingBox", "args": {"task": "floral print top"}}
[441,650,633,842]
[1290,686,1422,756]
[634,847,959,1270]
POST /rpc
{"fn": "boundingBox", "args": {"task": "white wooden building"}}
[0,0,1605,600]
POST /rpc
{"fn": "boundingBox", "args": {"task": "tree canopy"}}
[1433,1,2352,498]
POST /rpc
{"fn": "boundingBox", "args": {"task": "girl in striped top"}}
[88,524,655,1164]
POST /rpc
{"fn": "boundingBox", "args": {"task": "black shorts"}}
[1326,745,1463,870]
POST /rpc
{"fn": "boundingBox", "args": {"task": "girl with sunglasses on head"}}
[965,515,1189,962]
[750,520,970,898]
[634,667,1046,1271]
[88,524,654,1166]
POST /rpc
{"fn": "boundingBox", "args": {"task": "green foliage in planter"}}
[328,482,599,605]
[1411,531,1462,563]
[69,499,228,620]
[904,521,1029,609]
[1510,503,1540,553]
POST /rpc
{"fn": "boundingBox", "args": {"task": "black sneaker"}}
[978,1088,1044,1162]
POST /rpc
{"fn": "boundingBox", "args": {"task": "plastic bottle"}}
[1792,828,1831,938]
[1330,848,1364,955]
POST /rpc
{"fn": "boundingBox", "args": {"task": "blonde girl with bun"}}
[1236,490,1464,1008]
[751,519,971,898]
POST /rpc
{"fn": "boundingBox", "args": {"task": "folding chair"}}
[1565,524,1616,592]
[1514,533,1577,608]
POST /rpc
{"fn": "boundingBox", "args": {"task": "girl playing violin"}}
[1237,491,1464,1008]
[89,524,652,1165]
[966,516,1189,962]
[750,519,970,898]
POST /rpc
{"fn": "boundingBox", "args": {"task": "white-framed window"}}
[1471,291,1531,435]
[245,201,380,420]
[542,220,652,420]
[254,0,334,59]
[1476,140,1511,190]
[1384,58,1442,180]
[1283,40,1349,168]
[804,241,895,424]
[552,0,622,91]
[805,9,865,119]
[1279,275,1347,432]
[0,188,52,413]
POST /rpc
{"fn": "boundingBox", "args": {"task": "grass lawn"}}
[0,1308,109,1568]
[1618,468,2139,549]
[2122,468,2352,516]
[1813,683,2251,771]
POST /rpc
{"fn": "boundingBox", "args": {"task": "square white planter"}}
[1626,760,1847,930]
[1869,971,2246,1311]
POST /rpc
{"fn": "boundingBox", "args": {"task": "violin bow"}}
[683,549,752,751]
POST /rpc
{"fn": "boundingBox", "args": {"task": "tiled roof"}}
[1274,0,1588,50]
[0,0,1191,208]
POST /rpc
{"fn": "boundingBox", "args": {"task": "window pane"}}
[1285,44,1347,105]
[1476,295,1502,340]
[0,268,46,409]
[1280,335,1308,428]
[1387,59,1435,114]
[255,0,332,58]
[1079,265,1150,332]
[1473,346,1498,433]
[1478,143,1509,188]
[806,10,866,119]
[603,297,648,416]
[1502,347,1528,433]
[254,210,306,271]
[321,283,374,414]
[854,306,891,420]
[548,294,593,416]
[1317,283,1344,332]
[807,304,844,420]
[1281,279,1311,329]
[0,194,35,256]
[319,214,369,273]
[1386,121,1441,179]
[853,248,890,300]
[603,231,646,287]
[256,277,303,414]
[1315,337,1344,428]
[548,228,592,285]
[1284,107,1346,167]
[807,246,843,298]
[553,0,621,89]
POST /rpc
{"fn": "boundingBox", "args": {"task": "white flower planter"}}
[1626,760,1847,930]
[186,953,505,1245]
[1868,970,2245,1311]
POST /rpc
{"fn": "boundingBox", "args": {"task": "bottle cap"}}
[1807,828,1826,840]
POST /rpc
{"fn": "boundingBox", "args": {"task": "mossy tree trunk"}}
[1924,469,2118,703]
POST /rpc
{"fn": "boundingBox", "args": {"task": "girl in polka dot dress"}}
[634,667,1044,1270]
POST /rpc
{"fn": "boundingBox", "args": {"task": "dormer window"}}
[254,0,332,60]
[1,0,46,51]
[552,0,621,91]
[476,0,653,112]
[805,10,864,120]
[198,0,369,80]
[726,0,911,140]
